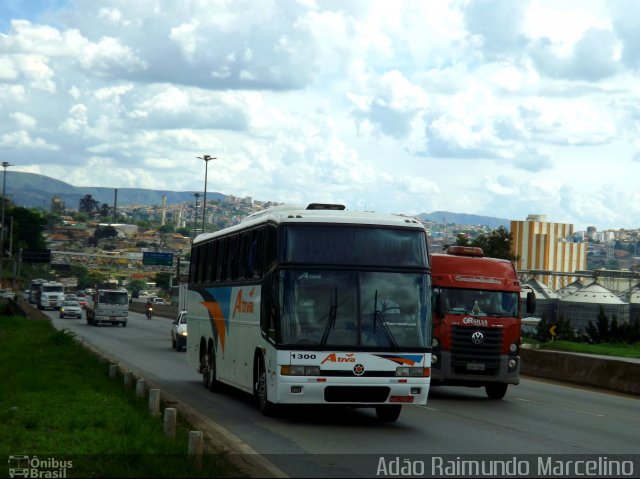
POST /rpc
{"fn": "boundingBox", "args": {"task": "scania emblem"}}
[471,331,484,345]
[353,363,365,376]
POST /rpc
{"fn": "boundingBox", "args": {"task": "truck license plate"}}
[110,316,116,321]
[467,363,485,371]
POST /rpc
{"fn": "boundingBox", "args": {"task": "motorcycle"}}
[146,306,153,320]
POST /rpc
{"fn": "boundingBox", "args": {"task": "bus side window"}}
[216,238,228,281]
[252,228,265,278]
[198,244,209,284]
[226,235,238,280]
[264,225,277,274]
[188,246,199,284]
[237,231,251,280]
[205,242,216,283]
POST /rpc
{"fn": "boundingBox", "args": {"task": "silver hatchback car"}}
[59,300,83,319]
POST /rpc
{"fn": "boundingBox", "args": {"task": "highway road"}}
[47,309,640,477]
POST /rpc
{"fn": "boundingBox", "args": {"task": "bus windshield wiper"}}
[320,287,338,346]
[373,290,398,350]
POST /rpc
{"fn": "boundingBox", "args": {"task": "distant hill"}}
[418,211,510,230]
[1,171,224,209]
[3,172,510,229]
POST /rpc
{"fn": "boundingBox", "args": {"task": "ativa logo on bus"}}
[321,353,356,364]
[232,287,255,318]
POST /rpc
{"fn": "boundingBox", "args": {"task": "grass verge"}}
[539,339,640,358]
[0,313,238,478]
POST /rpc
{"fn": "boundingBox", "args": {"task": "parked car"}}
[171,311,188,352]
[151,297,168,305]
[0,290,16,300]
[59,300,83,319]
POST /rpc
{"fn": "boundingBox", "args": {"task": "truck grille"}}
[451,326,502,376]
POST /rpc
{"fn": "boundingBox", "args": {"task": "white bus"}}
[186,203,432,421]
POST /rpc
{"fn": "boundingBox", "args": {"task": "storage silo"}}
[629,288,640,326]
[558,281,629,332]
[521,278,559,322]
[558,279,584,298]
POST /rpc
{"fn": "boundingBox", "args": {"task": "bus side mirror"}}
[526,291,536,315]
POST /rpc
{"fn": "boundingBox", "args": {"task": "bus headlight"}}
[396,367,428,377]
[281,365,320,376]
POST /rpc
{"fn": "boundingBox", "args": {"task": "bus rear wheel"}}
[376,405,402,422]
[485,383,508,399]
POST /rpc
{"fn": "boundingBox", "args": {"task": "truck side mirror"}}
[526,291,536,315]
[433,291,442,319]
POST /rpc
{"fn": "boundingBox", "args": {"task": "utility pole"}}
[192,193,200,238]
[196,155,216,234]
[0,161,13,286]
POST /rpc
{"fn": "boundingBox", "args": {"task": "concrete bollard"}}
[108,364,117,379]
[135,379,146,398]
[148,389,160,417]
[123,371,133,388]
[164,408,177,438]
[188,430,203,468]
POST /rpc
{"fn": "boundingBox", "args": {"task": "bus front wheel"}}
[202,347,221,392]
[485,383,508,399]
[254,358,276,416]
[376,405,402,422]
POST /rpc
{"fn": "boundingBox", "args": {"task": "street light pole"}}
[192,193,200,238]
[196,155,216,234]
[0,161,13,285]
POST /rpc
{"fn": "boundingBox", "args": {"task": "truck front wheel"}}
[485,383,508,399]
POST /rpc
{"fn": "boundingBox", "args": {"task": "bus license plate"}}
[467,363,485,371]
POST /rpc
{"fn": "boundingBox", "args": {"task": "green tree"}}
[127,279,148,298]
[158,224,174,234]
[155,272,171,291]
[79,194,99,214]
[453,226,516,261]
[94,225,118,240]
[8,206,48,251]
[536,313,551,342]
[586,306,610,343]
[72,212,89,222]
[176,227,191,237]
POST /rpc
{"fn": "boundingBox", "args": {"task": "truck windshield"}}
[278,269,431,350]
[43,286,63,293]
[439,288,518,317]
[99,292,129,304]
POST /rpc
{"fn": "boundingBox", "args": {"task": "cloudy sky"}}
[1,0,639,231]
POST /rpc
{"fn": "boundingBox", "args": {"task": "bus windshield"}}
[278,270,431,350]
[283,225,428,268]
[438,288,518,318]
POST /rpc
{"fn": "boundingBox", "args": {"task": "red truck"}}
[430,246,535,399]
